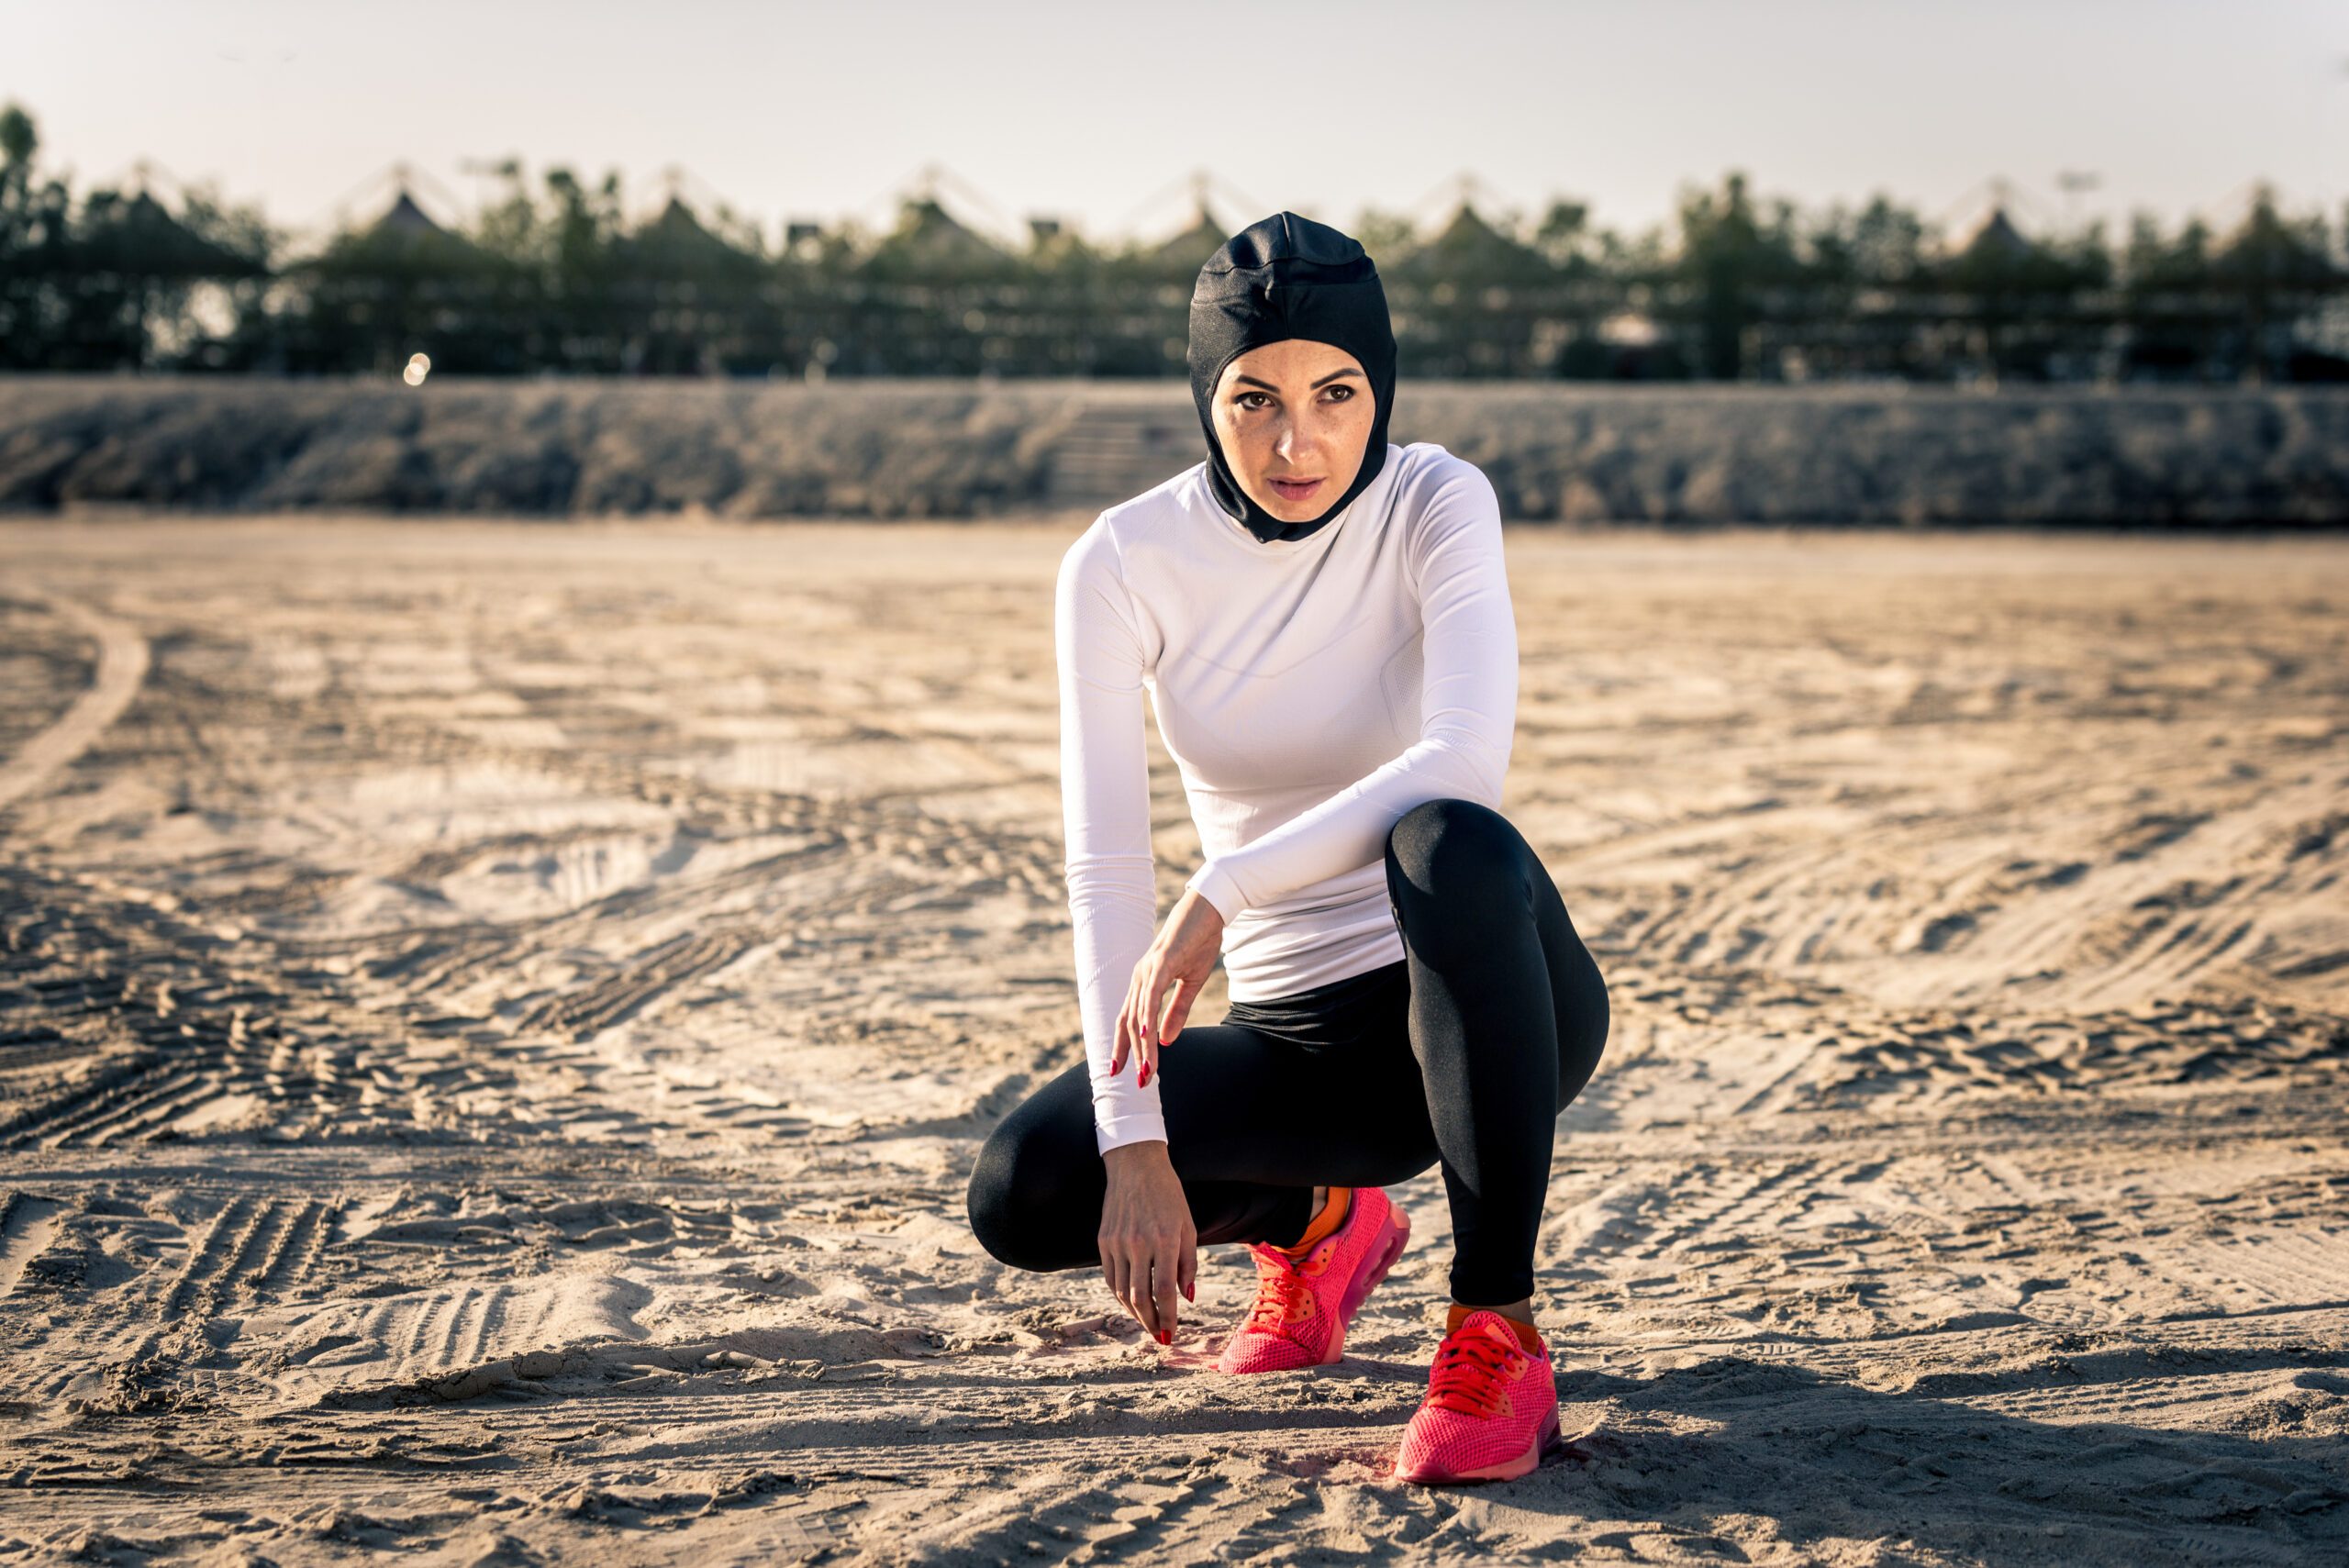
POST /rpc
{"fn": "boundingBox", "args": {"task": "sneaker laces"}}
[1241,1251,1319,1337]
[1423,1322,1524,1418]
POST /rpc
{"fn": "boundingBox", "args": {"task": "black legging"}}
[966,796,1609,1306]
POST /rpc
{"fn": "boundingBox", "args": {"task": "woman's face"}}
[1209,339,1375,522]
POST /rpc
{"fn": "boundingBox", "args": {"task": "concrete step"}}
[1045,402,1202,509]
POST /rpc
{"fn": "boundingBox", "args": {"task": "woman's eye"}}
[1237,392,1269,410]
[1327,384,1354,401]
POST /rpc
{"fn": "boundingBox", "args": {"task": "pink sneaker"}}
[1392,1309,1562,1485]
[1216,1186,1410,1374]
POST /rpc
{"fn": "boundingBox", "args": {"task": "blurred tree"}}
[609,190,766,373]
[2121,210,2217,380]
[0,103,34,195]
[287,178,509,373]
[0,105,78,367]
[1350,206,1418,262]
[1390,201,1567,375]
[470,158,536,264]
[1532,199,1592,270]
[70,185,265,367]
[858,192,1024,377]
[1930,202,2104,382]
[167,183,281,370]
[862,194,1021,282]
[2208,183,2342,383]
[1668,172,1812,379]
[1800,195,1930,376]
[3,99,2339,383]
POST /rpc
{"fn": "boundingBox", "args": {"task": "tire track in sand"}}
[0,589,148,812]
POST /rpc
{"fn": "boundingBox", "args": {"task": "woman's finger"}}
[1125,1241,1159,1333]
[1141,976,1190,1088]
[1156,976,1193,1046]
[1176,1232,1197,1305]
[1151,1252,1179,1343]
[1118,985,1137,1084]
[1119,970,1147,1076]
[1134,1246,1156,1327]
[1133,963,1163,1087]
[1111,972,1138,1075]
[1113,1240,1134,1331]
[1116,1243,1145,1329]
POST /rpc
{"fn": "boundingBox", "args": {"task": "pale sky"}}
[8,0,2346,250]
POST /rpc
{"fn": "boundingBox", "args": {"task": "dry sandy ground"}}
[0,516,2343,1566]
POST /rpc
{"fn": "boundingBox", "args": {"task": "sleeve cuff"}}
[1094,1108,1169,1155]
[1185,860,1244,924]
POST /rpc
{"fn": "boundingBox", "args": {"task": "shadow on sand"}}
[1472,1353,2349,1562]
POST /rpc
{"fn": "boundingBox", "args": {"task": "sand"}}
[0,515,2343,1565]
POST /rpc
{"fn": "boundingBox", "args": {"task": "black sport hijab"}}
[1187,211,1398,544]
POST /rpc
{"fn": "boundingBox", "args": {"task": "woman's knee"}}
[1385,796,1526,906]
[965,1108,1096,1273]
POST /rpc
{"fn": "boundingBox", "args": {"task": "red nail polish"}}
[1139,1063,1151,1088]
[1183,1282,1195,1303]
[1158,1329,1171,1345]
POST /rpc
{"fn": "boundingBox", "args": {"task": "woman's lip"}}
[1270,476,1324,497]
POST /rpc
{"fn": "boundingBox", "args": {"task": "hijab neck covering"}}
[1187,211,1398,544]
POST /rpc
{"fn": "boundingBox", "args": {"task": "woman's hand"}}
[1111,886,1224,1090]
[1099,1140,1197,1342]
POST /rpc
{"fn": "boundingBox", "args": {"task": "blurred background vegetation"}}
[4,101,2344,386]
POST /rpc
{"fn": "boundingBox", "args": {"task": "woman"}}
[966,211,1610,1486]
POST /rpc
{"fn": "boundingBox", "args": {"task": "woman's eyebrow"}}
[1230,367,1365,392]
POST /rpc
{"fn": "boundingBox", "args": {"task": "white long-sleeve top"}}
[1054,439,1520,1152]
